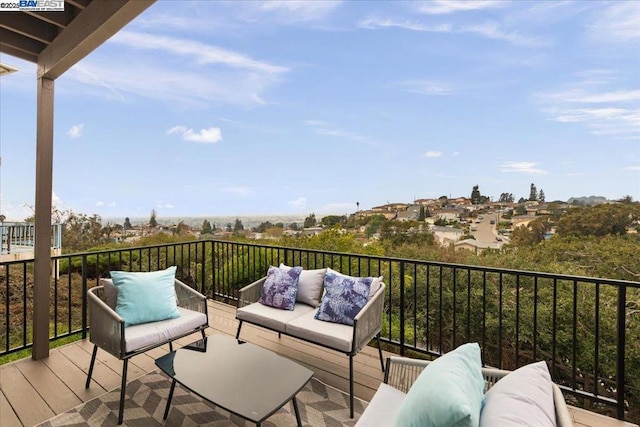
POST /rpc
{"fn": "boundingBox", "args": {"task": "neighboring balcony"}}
[0,240,638,425]
[0,223,62,263]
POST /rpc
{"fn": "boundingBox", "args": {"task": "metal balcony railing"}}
[0,222,62,255]
[0,239,638,422]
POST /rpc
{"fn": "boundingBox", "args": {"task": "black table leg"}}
[292,396,302,427]
[163,379,177,420]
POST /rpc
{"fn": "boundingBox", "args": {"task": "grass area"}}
[0,332,84,365]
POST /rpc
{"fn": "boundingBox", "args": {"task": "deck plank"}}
[0,389,22,427]
[15,358,82,414]
[40,348,105,402]
[1,364,55,427]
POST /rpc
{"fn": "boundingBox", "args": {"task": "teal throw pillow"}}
[395,342,485,427]
[111,266,180,327]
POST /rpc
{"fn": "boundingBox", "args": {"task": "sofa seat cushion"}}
[237,302,315,333]
[355,383,406,427]
[125,307,207,353]
[285,310,354,352]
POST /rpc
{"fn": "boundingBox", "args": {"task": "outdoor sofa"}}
[356,345,573,427]
[235,265,386,418]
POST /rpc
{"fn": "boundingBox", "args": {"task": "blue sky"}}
[1,0,639,221]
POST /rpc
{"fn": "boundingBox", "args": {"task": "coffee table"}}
[155,334,313,426]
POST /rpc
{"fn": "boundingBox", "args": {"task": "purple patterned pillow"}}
[315,268,373,325]
[258,265,302,310]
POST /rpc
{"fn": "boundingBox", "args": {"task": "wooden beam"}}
[33,77,55,361]
[38,0,155,79]
[0,44,37,63]
[0,12,58,44]
[66,0,92,9]
[0,28,46,57]
[25,9,77,29]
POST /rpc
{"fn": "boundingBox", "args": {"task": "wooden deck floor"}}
[0,300,636,427]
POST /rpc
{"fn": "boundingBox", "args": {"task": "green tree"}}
[471,185,482,205]
[304,213,317,228]
[321,215,346,228]
[201,219,213,234]
[233,218,244,232]
[364,215,386,237]
[62,211,109,252]
[149,209,158,228]
[225,223,232,232]
[0,214,5,223]
[499,193,514,203]
[529,183,537,201]
[538,189,545,203]
[509,217,550,246]
[557,204,640,237]
[418,206,426,221]
[123,217,133,229]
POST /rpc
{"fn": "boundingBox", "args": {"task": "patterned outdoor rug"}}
[38,371,367,426]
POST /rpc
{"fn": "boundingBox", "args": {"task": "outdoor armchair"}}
[85,278,209,424]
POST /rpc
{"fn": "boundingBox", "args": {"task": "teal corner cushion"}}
[111,266,180,327]
[395,342,486,427]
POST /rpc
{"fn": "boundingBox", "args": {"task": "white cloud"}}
[305,120,374,145]
[418,0,504,15]
[288,197,307,209]
[424,151,443,158]
[500,161,547,174]
[586,2,640,46]
[304,119,328,126]
[258,0,342,22]
[111,31,287,74]
[95,201,105,207]
[67,124,84,138]
[566,172,586,177]
[461,23,548,47]
[52,191,63,207]
[109,201,116,207]
[534,74,640,139]
[167,126,223,143]
[63,31,287,108]
[625,165,640,171]
[358,17,452,33]
[220,186,252,196]
[398,80,454,96]
[359,17,544,47]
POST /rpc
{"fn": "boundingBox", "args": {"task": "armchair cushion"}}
[258,265,302,310]
[315,268,372,326]
[394,342,485,427]
[124,306,207,353]
[111,267,180,327]
[280,264,326,307]
[480,361,556,427]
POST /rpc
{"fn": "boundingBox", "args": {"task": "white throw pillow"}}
[279,264,326,307]
[480,361,557,427]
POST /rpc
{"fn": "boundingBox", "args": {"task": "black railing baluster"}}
[516,274,520,367]
[399,262,405,356]
[499,273,503,369]
[572,280,578,390]
[533,276,538,361]
[616,284,627,420]
[594,282,600,399]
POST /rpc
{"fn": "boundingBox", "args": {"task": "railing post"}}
[81,255,88,339]
[616,284,627,420]
[284,248,290,266]
[399,261,405,357]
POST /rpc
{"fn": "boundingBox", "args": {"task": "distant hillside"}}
[567,196,610,206]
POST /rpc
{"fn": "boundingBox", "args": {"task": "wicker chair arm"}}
[88,286,125,358]
[238,277,266,308]
[353,283,386,353]
[384,356,431,393]
[174,279,207,314]
[553,384,574,427]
